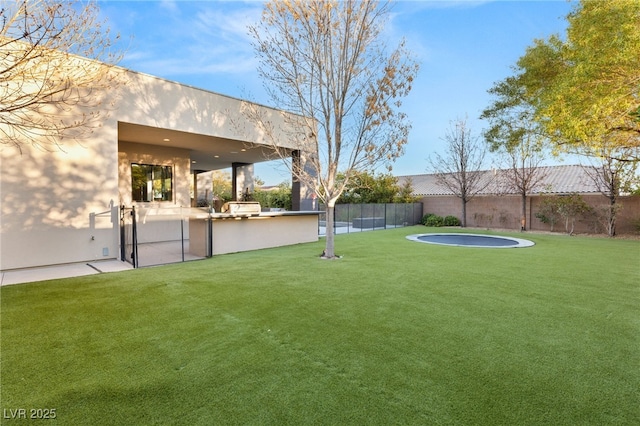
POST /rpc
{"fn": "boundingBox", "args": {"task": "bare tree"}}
[501,149,547,231]
[1,0,124,153]
[581,143,639,237]
[428,118,491,227]
[490,124,548,230]
[481,76,549,230]
[245,0,419,258]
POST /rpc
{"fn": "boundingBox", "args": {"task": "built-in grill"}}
[220,201,262,216]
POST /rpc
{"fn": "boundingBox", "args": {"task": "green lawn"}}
[1,227,639,425]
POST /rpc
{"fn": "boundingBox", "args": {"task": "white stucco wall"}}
[1,64,312,271]
[0,122,120,270]
[189,213,319,256]
[117,70,301,150]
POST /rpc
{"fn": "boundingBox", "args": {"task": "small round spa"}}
[406,233,534,248]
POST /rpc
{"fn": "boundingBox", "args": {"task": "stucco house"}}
[1,63,318,272]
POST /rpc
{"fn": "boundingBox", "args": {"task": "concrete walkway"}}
[0,241,200,286]
[0,259,133,286]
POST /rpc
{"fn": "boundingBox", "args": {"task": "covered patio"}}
[1,64,318,272]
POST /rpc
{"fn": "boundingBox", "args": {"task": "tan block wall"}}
[421,194,640,235]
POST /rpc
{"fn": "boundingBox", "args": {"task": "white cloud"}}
[396,0,494,12]
[118,1,262,78]
[193,6,261,44]
[159,0,179,14]
[131,55,258,77]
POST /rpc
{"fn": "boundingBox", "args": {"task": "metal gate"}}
[120,205,138,268]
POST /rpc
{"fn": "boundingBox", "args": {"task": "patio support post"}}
[232,162,254,201]
[291,150,316,211]
[180,207,185,262]
[207,215,213,258]
[292,150,301,211]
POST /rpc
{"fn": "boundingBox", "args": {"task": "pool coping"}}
[406,233,535,248]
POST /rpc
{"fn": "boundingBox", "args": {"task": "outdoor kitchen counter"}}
[188,211,321,257]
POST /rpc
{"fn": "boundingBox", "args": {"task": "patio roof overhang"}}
[118,121,290,173]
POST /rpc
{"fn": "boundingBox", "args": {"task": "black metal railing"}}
[119,206,212,268]
[119,203,421,267]
[120,205,138,268]
[318,203,423,235]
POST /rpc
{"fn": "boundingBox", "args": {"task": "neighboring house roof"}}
[258,185,282,192]
[398,165,601,196]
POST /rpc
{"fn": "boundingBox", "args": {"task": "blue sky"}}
[100,0,576,185]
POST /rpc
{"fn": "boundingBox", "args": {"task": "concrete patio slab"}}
[0,260,133,286]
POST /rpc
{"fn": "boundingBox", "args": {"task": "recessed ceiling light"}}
[241,148,247,152]
[163,138,170,142]
[214,155,219,158]
[192,160,196,163]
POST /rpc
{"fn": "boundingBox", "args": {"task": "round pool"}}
[406,233,534,248]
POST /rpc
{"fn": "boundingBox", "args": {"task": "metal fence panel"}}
[121,204,424,262]
[318,203,422,235]
[120,206,208,268]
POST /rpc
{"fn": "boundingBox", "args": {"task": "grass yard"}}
[1,226,639,425]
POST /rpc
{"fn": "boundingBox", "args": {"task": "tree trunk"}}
[461,198,467,227]
[521,193,527,231]
[323,201,336,258]
[608,195,617,237]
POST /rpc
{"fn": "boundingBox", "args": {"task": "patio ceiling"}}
[118,122,287,173]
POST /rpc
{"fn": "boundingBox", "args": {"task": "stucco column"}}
[194,170,213,206]
[192,172,198,207]
[232,162,254,201]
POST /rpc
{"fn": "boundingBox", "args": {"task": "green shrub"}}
[425,215,444,227]
[444,215,461,226]
[253,183,292,210]
[421,213,434,225]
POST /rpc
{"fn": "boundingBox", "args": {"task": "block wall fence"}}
[421,194,640,235]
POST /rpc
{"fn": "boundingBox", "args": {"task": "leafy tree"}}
[211,170,233,203]
[337,171,398,204]
[557,193,590,235]
[485,0,639,235]
[1,0,124,153]
[535,194,562,232]
[394,177,420,203]
[194,170,233,208]
[246,0,419,258]
[516,0,640,157]
[335,171,419,203]
[428,117,491,227]
[535,193,589,235]
[253,181,293,211]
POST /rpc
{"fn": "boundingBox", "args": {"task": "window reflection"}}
[131,164,173,202]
